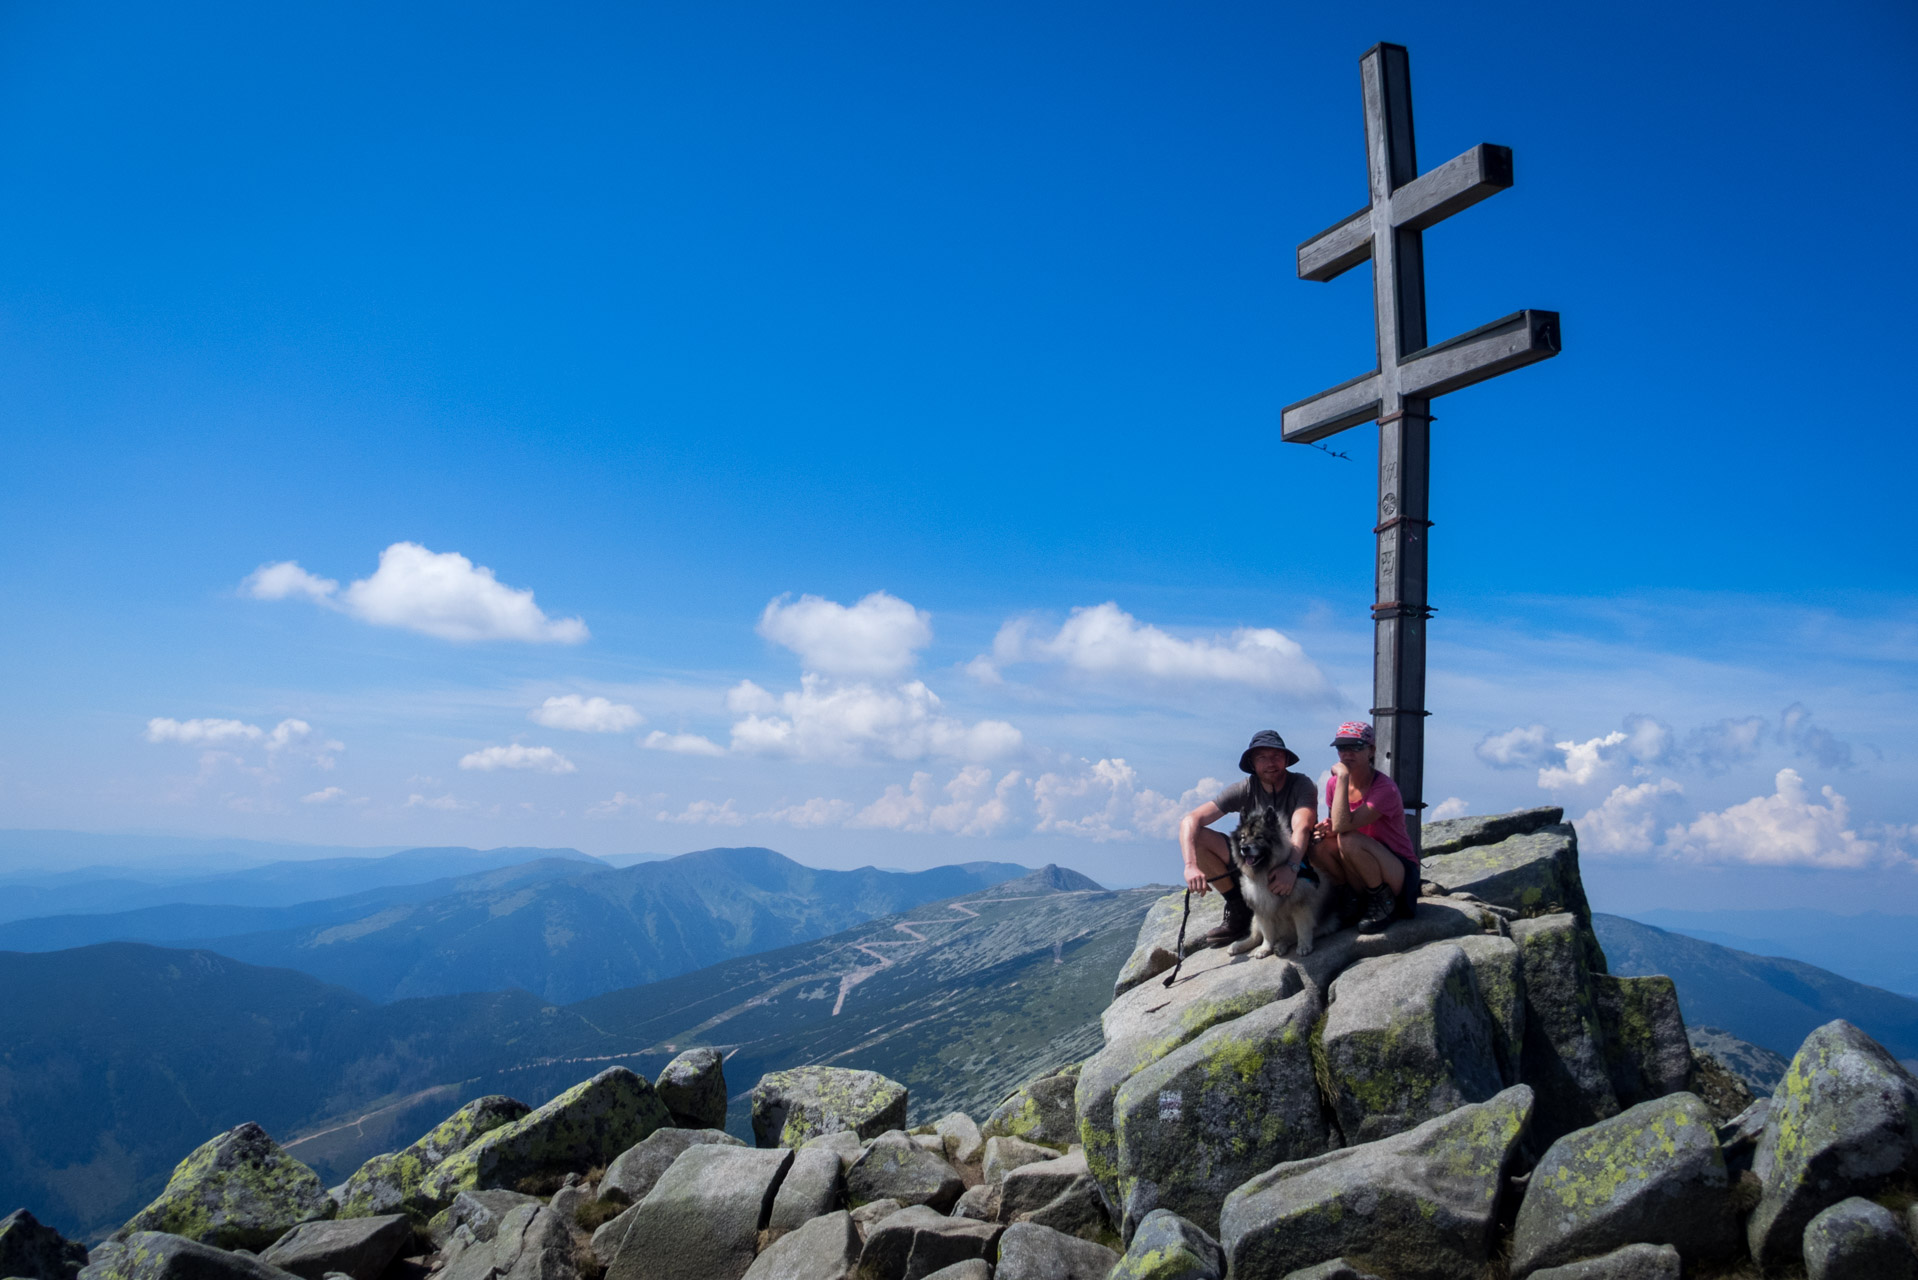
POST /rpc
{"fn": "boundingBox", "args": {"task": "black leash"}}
[1161,889,1193,988]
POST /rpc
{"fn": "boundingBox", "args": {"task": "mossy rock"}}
[1107,1209,1224,1280]
[1593,974,1692,1109]
[80,1233,304,1280]
[112,1123,333,1252]
[414,1068,671,1217]
[336,1095,529,1221]
[1511,913,1620,1148]
[654,1048,726,1131]
[1420,824,1597,939]
[1219,1085,1534,1280]
[749,1066,907,1149]
[983,1072,1080,1149]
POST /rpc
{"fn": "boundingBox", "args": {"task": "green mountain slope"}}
[0,864,1128,1242]
[1594,912,1918,1062]
[191,849,1030,1003]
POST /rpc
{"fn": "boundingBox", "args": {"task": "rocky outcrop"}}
[982,1138,1057,1187]
[0,1209,89,1280]
[845,1134,963,1213]
[767,1147,846,1235]
[606,1146,793,1280]
[80,1234,302,1280]
[1746,1019,1918,1270]
[991,1223,1117,1280]
[742,1210,861,1280]
[1524,1244,1680,1280]
[1110,987,1325,1235]
[417,1068,671,1215]
[1592,976,1690,1109]
[982,1072,1079,1150]
[933,1113,986,1166]
[1420,807,1563,857]
[1321,944,1504,1145]
[597,1127,744,1205]
[1509,1092,1736,1276]
[337,1096,530,1221]
[437,1201,575,1280]
[257,1215,412,1280]
[1420,822,1594,929]
[852,1205,1000,1280]
[752,1068,909,1149]
[114,1123,334,1252]
[431,1191,543,1251]
[655,1049,728,1131]
[1801,1196,1917,1280]
[1218,1086,1534,1280]
[1511,914,1621,1147]
[1107,1210,1224,1280]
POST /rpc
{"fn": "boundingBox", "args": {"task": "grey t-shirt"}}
[1213,772,1318,856]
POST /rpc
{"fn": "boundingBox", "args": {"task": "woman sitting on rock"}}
[1311,721,1420,933]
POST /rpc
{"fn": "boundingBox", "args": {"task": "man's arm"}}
[1180,801,1226,893]
[1289,804,1317,864]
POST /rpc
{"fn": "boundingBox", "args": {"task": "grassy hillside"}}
[1594,912,1918,1063]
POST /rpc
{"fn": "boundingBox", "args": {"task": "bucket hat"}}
[1239,729,1300,772]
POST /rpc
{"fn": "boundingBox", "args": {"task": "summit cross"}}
[1285,42,1562,852]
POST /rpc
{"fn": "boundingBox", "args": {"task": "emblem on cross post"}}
[1284,43,1562,853]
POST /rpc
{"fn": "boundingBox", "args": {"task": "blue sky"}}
[1,1,1914,908]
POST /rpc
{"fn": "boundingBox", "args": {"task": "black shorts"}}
[1392,850,1422,919]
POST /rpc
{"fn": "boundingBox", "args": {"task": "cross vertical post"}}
[1283,42,1562,852]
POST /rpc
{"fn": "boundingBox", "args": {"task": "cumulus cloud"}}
[1664,769,1902,869]
[1430,797,1469,821]
[757,591,932,679]
[1577,778,1687,855]
[1538,731,1629,790]
[727,676,1022,764]
[983,604,1332,698]
[1032,760,1221,842]
[657,799,747,826]
[242,542,587,644]
[1476,725,1554,770]
[146,717,265,745]
[301,786,348,804]
[765,797,857,828]
[458,744,577,773]
[531,695,642,733]
[146,716,341,768]
[641,730,728,757]
[851,767,1028,837]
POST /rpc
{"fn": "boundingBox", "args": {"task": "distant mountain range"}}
[0,844,601,922]
[1621,907,1918,998]
[0,863,1131,1243]
[0,848,1031,1003]
[1594,913,1918,1064]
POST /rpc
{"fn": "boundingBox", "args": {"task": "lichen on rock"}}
[112,1122,334,1252]
[750,1067,908,1149]
[337,1095,530,1222]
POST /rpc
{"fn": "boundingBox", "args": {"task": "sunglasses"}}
[1334,742,1370,751]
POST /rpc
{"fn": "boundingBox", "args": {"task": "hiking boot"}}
[1357,883,1397,933]
[1202,886,1252,949]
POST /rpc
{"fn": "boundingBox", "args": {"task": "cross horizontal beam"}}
[1279,308,1561,443]
[1296,143,1514,283]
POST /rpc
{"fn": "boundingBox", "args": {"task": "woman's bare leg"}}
[1315,831,1403,894]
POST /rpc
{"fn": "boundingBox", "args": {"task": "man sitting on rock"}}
[1178,730,1318,948]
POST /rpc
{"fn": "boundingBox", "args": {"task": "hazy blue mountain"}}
[0,844,600,923]
[0,858,601,951]
[0,830,408,878]
[187,849,1032,1003]
[0,867,1129,1244]
[1595,912,1918,1062]
[1623,907,1918,997]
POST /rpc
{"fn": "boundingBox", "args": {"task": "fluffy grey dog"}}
[1229,806,1331,958]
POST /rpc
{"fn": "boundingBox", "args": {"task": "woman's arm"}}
[1329,768,1381,833]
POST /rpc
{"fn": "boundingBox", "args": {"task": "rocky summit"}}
[11,808,1918,1280]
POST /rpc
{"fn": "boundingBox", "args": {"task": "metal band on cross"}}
[1284,43,1561,853]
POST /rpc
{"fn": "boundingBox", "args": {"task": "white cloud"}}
[1538,732,1629,790]
[1430,797,1470,821]
[587,791,651,816]
[765,797,857,828]
[657,799,747,826]
[146,717,263,745]
[641,730,728,757]
[728,675,1022,764]
[1476,725,1554,770]
[532,695,642,733]
[242,561,338,603]
[984,603,1332,697]
[1577,778,1686,855]
[1664,769,1903,869]
[458,744,577,774]
[851,767,1028,837]
[301,786,347,805]
[242,542,587,644]
[406,792,469,810]
[1032,760,1221,843]
[758,591,931,679]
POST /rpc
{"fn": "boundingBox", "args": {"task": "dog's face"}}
[1232,806,1281,871]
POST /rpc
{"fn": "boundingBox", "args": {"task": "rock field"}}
[7,806,1917,1280]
